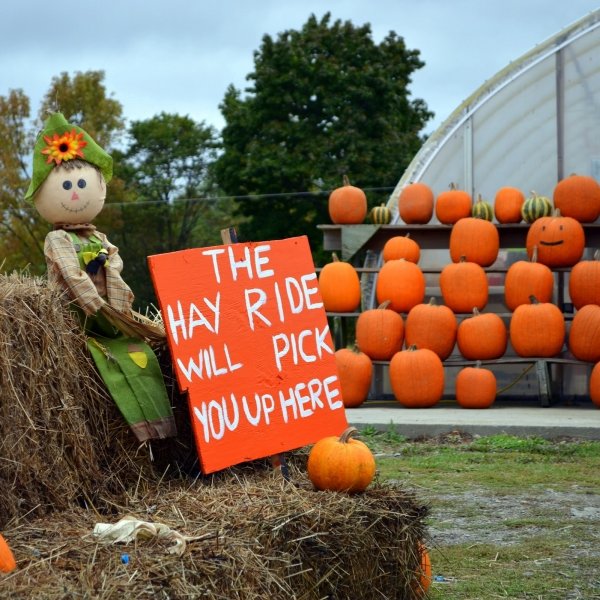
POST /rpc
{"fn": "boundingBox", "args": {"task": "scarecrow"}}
[25,112,176,442]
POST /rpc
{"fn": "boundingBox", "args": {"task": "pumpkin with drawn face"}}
[525,211,585,268]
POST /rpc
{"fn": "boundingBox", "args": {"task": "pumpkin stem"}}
[475,360,483,369]
[449,182,457,190]
[459,255,467,263]
[529,294,539,304]
[342,174,350,187]
[472,307,480,317]
[594,249,600,261]
[331,252,340,262]
[427,297,437,306]
[407,344,418,352]
[339,426,359,443]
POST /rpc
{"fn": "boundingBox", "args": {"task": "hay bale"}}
[0,273,160,527]
[1,460,429,599]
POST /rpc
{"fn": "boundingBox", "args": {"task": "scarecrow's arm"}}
[44,230,105,315]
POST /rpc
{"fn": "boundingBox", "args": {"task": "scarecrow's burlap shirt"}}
[44,225,135,315]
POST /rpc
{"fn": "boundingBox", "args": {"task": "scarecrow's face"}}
[34,162,106,225]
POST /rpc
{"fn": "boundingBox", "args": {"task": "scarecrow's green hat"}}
[24,112,113,201]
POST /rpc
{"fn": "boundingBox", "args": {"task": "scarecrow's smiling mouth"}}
[60,200,90,214]
[539,240,564,246]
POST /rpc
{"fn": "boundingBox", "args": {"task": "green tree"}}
[215,13,433,263]
[109,113,226,309]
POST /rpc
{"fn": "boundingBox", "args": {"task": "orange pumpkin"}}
[435,182,472,225]
[318,253,361,312]
[389,345,444,408]
[526,210,585,268]
[568,304,600,363]
[440,257,489,313]
[509,296,565,357]
[335,346,373,408]
[457,308,507,360]
[405,297,457,360]
[328,175,367,224]
[0,533,16,573]
[307,427,376,492]
[590,362,600,408]
[382,234,421,264]
[449,217,499,267]
[504,246,554,311]
[398,182,434,224]
[376,259,425,313]
[553,173,600,223]
[356,301,404,360]
[455,362,497,408]
[494,186,525,223]
[569,250,600,310]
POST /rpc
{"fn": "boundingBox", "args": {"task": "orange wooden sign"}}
[148,236,348,473]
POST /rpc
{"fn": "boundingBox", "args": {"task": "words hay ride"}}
[148,236,348,473]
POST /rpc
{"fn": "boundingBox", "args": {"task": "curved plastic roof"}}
[389,9,600,221]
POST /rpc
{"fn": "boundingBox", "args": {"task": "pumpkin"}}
[435,182,472,225]
[521,192,553,223]
[389,345,444,407]
[471,194,494,221]
[0,533,16,573]
[307,427,376,492]
[335,346,373,408]
[569,250,600,310]
[405,297,457,360]
[376,259,425,313]
[455,362,497,408]
[504,246,554,311]
[415,543,432,596]
[526,210,585,268]
[553,173,600,223]
[449,217,499,267]
[382,234,421,264]
[509,295,565,357]
[590,362,600,408]
[318,253,361,312]
[369,203,392,224]
[398,182,434,224]
[328,175,367,224]
[568,304,600,362]
[494,186,525,223]
[356,301,405,360]
[457,308,507,360]
[440,257,489,313]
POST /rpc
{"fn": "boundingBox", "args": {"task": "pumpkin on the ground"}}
[435,182,472,225]
[471,194,494,221]
[494,186,525,223]
[335,346,373,408]
[553,173,600,223]
[307,427,376,492]
[455,362,496,408]
[568,304,600,363]
[356,301,404,360]
[405,297,457,360]
[369,203,392,224]
[318,253,361,312]
[382,234,421,264]
[389,345,444,407]
[449,217,499,267]
[457,308,507,360]
[521,192,553,223]
[509,295,565,357]
[569,250,600,310]
[398,182,434,224]
[440,257,489,313]
[328,175,367,224]
[590,362,600,407]
[526,210,585,268]
[504,246,554,311]
[0,533,16,573]
[376,259,425,313]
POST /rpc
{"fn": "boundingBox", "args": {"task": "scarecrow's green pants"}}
[81,310,177,442]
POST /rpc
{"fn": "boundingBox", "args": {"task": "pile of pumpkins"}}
[322,174,600,409]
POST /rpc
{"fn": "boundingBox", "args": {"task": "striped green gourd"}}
[521,192,553,223]
[370,203,392,224]
[471,195,494,221]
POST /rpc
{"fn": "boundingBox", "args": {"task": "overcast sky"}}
[2,1,599,137]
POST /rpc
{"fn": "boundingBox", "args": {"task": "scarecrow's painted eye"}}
[62,180,73,190]
[77,179,87,189]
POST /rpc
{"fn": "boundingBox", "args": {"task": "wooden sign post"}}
[148,235,348,473]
